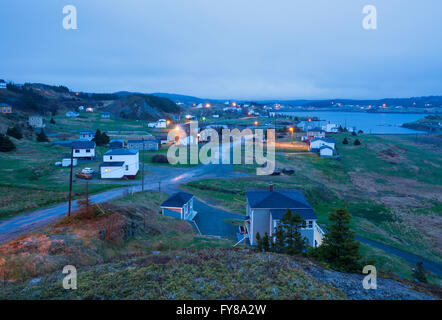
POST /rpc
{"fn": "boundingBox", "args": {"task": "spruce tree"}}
[412,261,427,283]
[0,134,16,152]
[262,233,271,252]
[354,139,361,146]
[274,209,307,255]
[256,232,263,252]
[342,137,349,144]
[36,129,49,142]
[320,208,362,272]
[6,126,23,140]
[50,117,56,124]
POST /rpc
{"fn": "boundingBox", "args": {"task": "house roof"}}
[270,208,317,220]
[246,189,312,210]
[161,192,194,208]
[79,131,94,135]
[100,161,125,167]
[127,139,158,144]
[110,139,124,143]
[308,127,324,132]
[71,140,96,149]
[104,149,138,156]
[319,145,334,150]
[311,138,335,144]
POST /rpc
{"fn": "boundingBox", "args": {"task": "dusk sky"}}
[1,0,441,100]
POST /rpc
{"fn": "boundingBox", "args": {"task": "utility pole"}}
[68,146,74,217]
[158,181,161,192]
[85,180,89,217]
[141,137,145,192]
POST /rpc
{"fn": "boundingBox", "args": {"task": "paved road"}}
[356,237,442,277]
[0,163,246,244]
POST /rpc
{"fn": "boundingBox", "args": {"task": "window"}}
[86,149,90,153]
[75,149,80,153]
[308,220,313,228]
[125,165,128,171]
[110,156,112,160]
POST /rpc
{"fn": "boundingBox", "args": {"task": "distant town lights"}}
[205,103,211,108]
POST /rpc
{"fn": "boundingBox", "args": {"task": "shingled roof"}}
[161,192,194,208]
[71,140,96,149]
[104,149,138,156]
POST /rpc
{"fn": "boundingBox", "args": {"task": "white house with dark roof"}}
[319,145,334,157]
[160,192,197,221]
[100,149,139,179]
[309,138,335,152]
[71,141,96,160]
[245,185,325,248]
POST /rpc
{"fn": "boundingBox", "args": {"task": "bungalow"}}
[127,139,159,151]
[100,149,139,179]
[78,106,85,111]
[0,104,12,114]
[0,80,6,89]
[323,123,339,133]
[79,131,95,141]
[319,145,334,157]
[245,185,325,248]
[101,112,111,119]
[28,116,45,128]
[148,119,167,128]
[71,141,96,160]
[109,139,125,149]
[160,192,197,221]
[309,138,335,152]
[307,128,326,139]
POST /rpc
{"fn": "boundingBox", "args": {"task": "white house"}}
[319,145,334,157]
[323,123,339,133]
[245,185,325,248]
[309,138,335,152]
[62,158,78,167]
[28,116,45,128]
[160,192,197,221]
[101,112,111,119]
[78,106,85,111]
[71,141,96,160]
[66,111,79,118]
[79,131,95,141]
[148,119,167,128]
[307,128,326,139]
[100,149,139,179]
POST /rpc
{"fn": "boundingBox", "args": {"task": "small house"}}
[319,145,334,157]
[79,131,95,141]
[309,138,335,152]
[86,107,94,113]
[100,149,139,179]
[157,136,170,145]
[245,185,325,248]
[78,106,85,111]
[307,128,326,139]
[71,141,96,160]
[101,112,111,119]
[160,192,197,221]
[28,116,45,128]
[148,119,167,128]
[0,80,6,89]
[109,139,125,149]
[0,104,12,114]
[127,139,159,151]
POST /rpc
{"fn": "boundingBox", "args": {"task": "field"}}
[182,133,442,285]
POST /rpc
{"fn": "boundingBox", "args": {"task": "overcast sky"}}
[0,0,441,99]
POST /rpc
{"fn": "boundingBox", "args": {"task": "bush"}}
[0,134,16,152]
[354,139,361,146]
[342,137,349,145]
[151,154,168,163]
[6,126,23,140]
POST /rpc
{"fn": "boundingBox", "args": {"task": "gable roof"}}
[246,189,311,209]
[161,192,194,208]
[79,131,94,135]
[71,140,96,149]
[311,137,335,144]
[104,149,138,156]
[319,145,334,150]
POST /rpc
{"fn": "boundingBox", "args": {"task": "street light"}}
[254,121,259,126]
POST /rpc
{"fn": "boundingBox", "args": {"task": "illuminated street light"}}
[254,121,259,126]
[205,103,211,108]
[166,120,171,125]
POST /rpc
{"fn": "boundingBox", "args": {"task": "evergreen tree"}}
[256,232,263,252]
[319,208,362,272]
[262,233,271,252]
[93,129,110,146]
[342,137,349,145]
[273,209,307,255]
[36,129,49,142]
[412,261,427,283]
[6,126,23,140]
[50,117,56,124]
[0,134,16,152]
[272,223,286,253]
[354,139,361,146]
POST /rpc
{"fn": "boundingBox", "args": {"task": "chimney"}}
[269,182,274,192]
